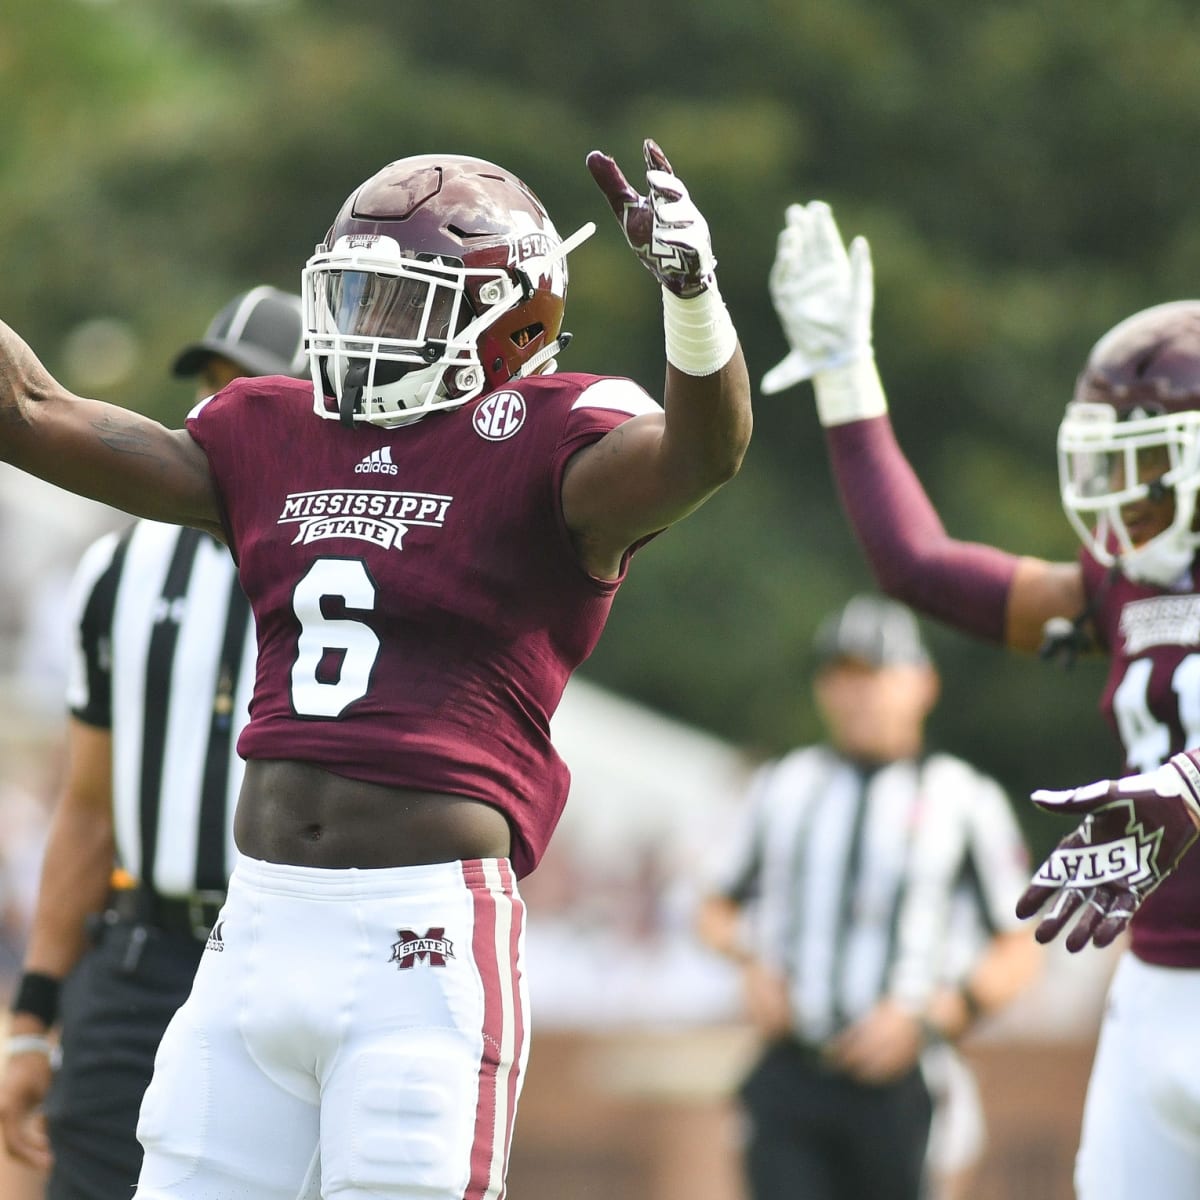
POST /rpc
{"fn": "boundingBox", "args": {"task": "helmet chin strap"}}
[515,332,573,380]
[339,362,368,429]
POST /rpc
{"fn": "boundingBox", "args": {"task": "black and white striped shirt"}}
[64,521,254,898]
[712,746,1029,1044]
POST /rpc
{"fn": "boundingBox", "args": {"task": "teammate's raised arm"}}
[761,201,1084,652]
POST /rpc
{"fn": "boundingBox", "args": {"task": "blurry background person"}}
[0,287,305,1200]
[697,594,1042,1200]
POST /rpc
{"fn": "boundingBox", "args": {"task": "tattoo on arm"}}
[92,415,159,460]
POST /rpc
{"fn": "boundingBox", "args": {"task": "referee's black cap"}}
[171,286,306,379]
[812,594,932,671]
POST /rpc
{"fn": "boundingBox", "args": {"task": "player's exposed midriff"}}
[234,759,514,869]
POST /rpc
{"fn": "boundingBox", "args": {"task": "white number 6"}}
[290,558,380,718]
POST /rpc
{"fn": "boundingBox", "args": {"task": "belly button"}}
[302,823,323,842]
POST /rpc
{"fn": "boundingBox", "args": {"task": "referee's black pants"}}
[739,1038,934,1200]
[42,918,205,1200]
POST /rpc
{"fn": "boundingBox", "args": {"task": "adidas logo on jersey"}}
[355,447,398,475]
[206,920,226,953]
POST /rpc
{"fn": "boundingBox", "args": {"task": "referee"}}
[698,594,1042,1200]
[0,287,305,1199]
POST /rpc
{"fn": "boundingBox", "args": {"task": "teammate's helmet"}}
[1058,300,1200,585]
[303,153,592,428]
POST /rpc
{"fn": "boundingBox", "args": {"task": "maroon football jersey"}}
[186,373,660,877]
[1082,550,1200,965]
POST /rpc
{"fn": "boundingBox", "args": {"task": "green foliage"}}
[5,0,1200,851]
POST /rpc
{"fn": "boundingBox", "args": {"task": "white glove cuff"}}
[812,356,889,426]
[662,282,738,377]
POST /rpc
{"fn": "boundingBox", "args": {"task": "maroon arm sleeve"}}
[824,415,1019,644]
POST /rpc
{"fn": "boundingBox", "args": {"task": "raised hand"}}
[586,139,716,298]
[761,201,875,395]
[1016,752,1200,951]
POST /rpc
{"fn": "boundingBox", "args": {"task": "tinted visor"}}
[322,269,463,345]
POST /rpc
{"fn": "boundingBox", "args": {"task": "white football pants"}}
[1076,953,1200,1199]
[133,853,529,1200]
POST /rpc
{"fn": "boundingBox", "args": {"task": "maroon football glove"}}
[586,139,716,298]
[1016,751,1200,951]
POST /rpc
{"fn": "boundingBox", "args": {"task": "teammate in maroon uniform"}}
[0,141,751,1200]
[758,199,1200,1198]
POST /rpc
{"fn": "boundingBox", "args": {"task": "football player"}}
[0,140,751,1200]
[760,198,1200,1200]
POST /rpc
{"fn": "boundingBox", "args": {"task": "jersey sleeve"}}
[555,377,663,454]
[64,529,128,727]
[185,377,274,559]
[548,376,667,579]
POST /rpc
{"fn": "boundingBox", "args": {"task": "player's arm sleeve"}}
[824,415,1020,643]
[64,529,128,728]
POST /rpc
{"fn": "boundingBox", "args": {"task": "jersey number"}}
[290,558,380,718]
[1112,655,1200,773]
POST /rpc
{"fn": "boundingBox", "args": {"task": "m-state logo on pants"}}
[389,927,455,968]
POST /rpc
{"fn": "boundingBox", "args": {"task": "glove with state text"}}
[586,138,716,298]
[1016,751,1200,951]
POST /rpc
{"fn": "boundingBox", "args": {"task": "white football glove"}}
[761,201,875,396]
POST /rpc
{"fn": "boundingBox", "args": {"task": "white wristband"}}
[6,1034,53,1059]
[812,356,889,426]
[662,282,739,377]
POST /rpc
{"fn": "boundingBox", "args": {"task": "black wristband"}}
[12,971,61,1027]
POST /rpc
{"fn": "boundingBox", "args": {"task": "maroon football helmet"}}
[1059,301,1200,584]
[303,154,592,426]
[1073,301,1200,415]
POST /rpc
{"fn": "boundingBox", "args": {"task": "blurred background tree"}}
[5,0,1198,852]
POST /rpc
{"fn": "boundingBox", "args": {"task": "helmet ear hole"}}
[512,323,544,349]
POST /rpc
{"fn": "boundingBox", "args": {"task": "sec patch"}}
[473,391,526,441]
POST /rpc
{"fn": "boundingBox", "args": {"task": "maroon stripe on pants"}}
[463,862,508,1200]
[497,860,526,1198]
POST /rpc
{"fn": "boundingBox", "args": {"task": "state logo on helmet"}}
[1058,300,1200,585]
[303,153,594,428]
